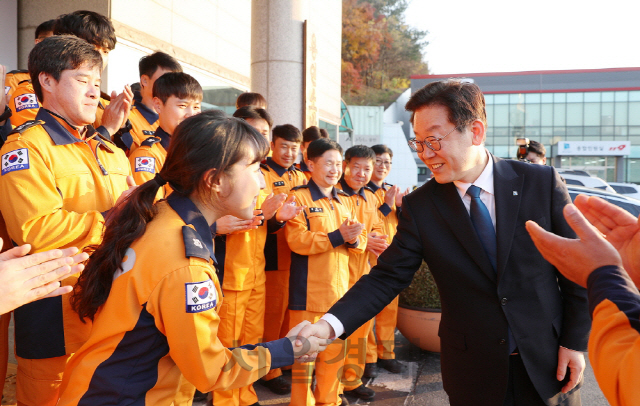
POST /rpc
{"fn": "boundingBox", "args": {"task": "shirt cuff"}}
[257,337,295,370]
[327,229,345,248]
[320,313,344,339]
[378,203,392,217]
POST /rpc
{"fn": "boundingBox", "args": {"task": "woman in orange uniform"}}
[57,112,322,405]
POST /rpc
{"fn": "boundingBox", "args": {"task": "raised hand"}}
[366,232,389,257]
[101,85,134,136]
[0,240,90,314]
[215,213,262,235]
[396,187,410,208]
[384,185,399,207]
[275,195,305,222]
[339,218,364,245]
[260,193,287,220]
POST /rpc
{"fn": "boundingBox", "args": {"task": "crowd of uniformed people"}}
[0,9,409,406]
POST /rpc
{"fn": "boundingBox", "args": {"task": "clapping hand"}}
[275,195,305,222]
[339,218,364,244]
[260,193,288,220]
[366,232,389,257]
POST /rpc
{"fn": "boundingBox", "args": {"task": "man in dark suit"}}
[296,80,591,405]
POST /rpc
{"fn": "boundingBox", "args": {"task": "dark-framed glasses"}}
[408,126,459,152]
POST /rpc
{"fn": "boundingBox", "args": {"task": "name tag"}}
[273,181,285,187]
[309,207,323,213]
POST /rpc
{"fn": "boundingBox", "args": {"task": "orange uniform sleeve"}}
[8,83,39,128]
[147,265,293,393]
[129,146,161,186]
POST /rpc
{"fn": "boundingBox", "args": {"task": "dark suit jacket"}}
[329,156,590,406]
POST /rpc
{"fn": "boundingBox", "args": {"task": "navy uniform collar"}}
[366,180,389,193]
[155,126,171,151]
[340,178,367,202]
[299,160,310,172]
[134,98,159,125]
[167,194,216,264]
[266,157,295,177]
[308,178,342,204]
[37,108,113,151]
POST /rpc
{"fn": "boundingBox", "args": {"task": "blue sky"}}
[405,0,640,74]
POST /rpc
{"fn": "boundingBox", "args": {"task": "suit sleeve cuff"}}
[320,313,344,339]
[328,230,345,248]
[257,337,295,370]
[378,203,392,217]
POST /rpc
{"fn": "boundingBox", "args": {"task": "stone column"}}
[251,0,307,129]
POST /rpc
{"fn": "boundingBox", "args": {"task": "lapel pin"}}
[513,191,518,196]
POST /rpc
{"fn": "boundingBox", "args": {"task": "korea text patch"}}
[14,94,38,112]
[135,157,155,173]
[2,148,30,175]
[185,279,217,313]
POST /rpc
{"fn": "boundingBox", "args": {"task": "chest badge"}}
[309,207,323,213]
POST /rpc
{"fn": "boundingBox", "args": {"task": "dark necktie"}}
[466,185,497,272]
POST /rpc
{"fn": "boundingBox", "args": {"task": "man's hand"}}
[275,195,305,222]
[557,346,585,393]
[286,320,332,363]
[101,85,133,136]
[215,213,262,235]
[395,187,410,208]
[113,176,138,208]
[366,232,389,257]
[384,185,399,207]
[260,193,287,220]
[293,319,335,363]
[0,239,90,314]
[525,203,622,287]
[573,194,640,286]
[339,218,364,244]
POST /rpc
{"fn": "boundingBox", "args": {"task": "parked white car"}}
[567,185,640,216]
[608,182,640,200]
[556,170,616,193]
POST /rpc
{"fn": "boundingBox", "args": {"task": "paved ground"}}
[2,326,610,406]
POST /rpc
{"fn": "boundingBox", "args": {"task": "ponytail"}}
[71,178,162,322]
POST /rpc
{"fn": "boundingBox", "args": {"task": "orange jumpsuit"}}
[586,265,640,406]
[128,126,172,198]
[336,180,384,390]
[285,180,364,406]
[57,194,294,405]
[121,97,159,155]
[261,158,307,381]
[365,181,400,363]
[0,108,131,406]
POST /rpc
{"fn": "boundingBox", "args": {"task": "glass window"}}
[584,127,600,136]
[541,126,553,136]
[583,135,601,141]
[510,93,524,104]
[566,103,583,126]
[601,102,614,126]
[584,103,600,126]
[484,94,494,104]
[629,126,640,135]
[567,126,582,136]
[539,136,552,145]
[602,126,614,136]
[629,91,640,101]
[627,158,640,183]
[494,94,509,104]
[554,93,567,103]
[525,104,540,127]
[486,105,494,128]
[615,126,628,136]
[541,94,553,103]
[554,104,566,126]
[615,102,628,126]
[630,102,640,125]
[525,128,540,136]
[525,93,541,104]
[602,92,615,102]
[493,127,509,136]
[567,93,583,102]
[554,127,566,136]
[494,105,509,126]
[541,104,553,126]
[584,92,600,102]
[614,91,628,102]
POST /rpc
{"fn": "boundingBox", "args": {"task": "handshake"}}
[287,319,337,363]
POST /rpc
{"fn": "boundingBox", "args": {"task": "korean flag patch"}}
[135,157,155,173]
[2,148,30,175]
[186,279,217,313]
[14,93,38,112]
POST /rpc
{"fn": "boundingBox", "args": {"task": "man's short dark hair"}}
[272,124,302,143]
[405,79,487,129]
[345,145,375,164]
[153,72,202,104]
[139,51,182,78]
[371,144,393,159]
[319,128,330,139]
[35,19,56,40]
[236,92,267,109]
[307,138,343,161]
[527,140,546,158]
[302,126,326,144]
[29,35,103,102]
[232,106,273,128]
[53,10,116,51]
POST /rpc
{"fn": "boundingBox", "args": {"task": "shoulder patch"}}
[9,120,43,136]
[182,226,211,261]
[185,279,217,313]
[13,93,38,112]
[2,148,30,175]
[140,136,161,147]
[291,184,310,191]
[134,156,156,173]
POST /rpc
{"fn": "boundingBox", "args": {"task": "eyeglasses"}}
[375,159,392,167]
[408,126,459,153]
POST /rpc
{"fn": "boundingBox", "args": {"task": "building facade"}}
[412,68,640,184]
